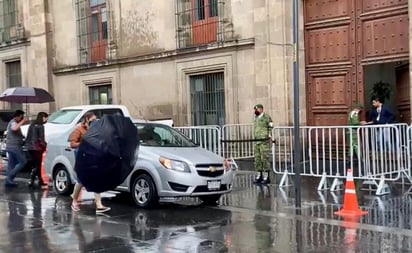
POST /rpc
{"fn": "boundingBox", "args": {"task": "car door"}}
[61,130,77,173]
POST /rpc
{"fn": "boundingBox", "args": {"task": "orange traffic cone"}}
[334,168,368,217]
[40,150,49,186]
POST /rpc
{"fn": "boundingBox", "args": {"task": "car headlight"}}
[159,157,190,173]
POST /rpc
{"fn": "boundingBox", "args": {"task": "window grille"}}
[75,0,109,64]
[0,0,21,44]
[6,60,22,110]
[176,0,224,49]
[190,72,225,126]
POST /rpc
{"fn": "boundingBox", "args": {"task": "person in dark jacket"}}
[361,96,396,152]
[361,96,395,125]
[25,112,48,188]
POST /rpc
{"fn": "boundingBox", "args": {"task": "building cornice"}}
[53,38,255,75]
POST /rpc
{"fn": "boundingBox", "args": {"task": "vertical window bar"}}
[175,0,224,49]
[190,72,225,126]
[76,0,108,64]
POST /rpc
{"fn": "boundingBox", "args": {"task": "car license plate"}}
[207,180,221,190]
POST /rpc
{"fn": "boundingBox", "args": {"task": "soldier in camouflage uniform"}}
[253,104,273,184]
[347,104,363,160]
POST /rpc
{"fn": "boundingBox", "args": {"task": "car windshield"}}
[136,123,197,147]
[48,109,82,124]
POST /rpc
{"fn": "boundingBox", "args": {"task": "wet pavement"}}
[0,171,412,252]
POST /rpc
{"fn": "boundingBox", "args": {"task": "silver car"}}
[45,122,236,208]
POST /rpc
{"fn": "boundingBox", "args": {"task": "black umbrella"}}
[75,114,139,193]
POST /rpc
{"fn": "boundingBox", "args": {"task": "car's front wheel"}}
[53,166,73,195]
[131,174,158,208]
[199,194,222,205]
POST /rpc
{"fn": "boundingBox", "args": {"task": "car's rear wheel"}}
[53,166,73,195]
[199,194,222,205]
[131,174,158,208]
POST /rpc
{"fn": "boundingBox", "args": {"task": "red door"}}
[191,0,218,45]
[90,4,107,62]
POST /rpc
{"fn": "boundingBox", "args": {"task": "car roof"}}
[133,119,148,123]
[59,105,128,110]
[134,121,172,127]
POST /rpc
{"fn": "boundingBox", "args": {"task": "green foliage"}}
[370,81,392,102]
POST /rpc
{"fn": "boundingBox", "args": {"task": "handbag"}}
[33,125,47,151]
[34,140,47,151]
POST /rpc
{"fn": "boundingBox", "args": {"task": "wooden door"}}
[90,4,107,62]
[304,0,357,126]
[304,0,409,126]
[191,0,218,45]
[396,65,411,124]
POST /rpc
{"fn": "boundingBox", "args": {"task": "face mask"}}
[254,110,260,116]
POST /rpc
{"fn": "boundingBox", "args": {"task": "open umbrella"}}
[0,87,54,103]
[75,114,139,193]
[0,87,55,116]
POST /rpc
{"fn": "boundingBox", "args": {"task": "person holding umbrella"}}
[25,112,49,189]
[69,112,110,213]
[5,110,28,187]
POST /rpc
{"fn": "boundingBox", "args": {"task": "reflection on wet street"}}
[0,172,411,252]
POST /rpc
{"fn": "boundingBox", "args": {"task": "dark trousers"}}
[29,150,44,185]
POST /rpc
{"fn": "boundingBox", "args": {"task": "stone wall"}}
[51,0,306,126]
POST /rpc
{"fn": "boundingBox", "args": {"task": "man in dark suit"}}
[361,96,396,153]
[362,96,395,125]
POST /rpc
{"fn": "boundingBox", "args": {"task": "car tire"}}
[131,174,158,208]
[199,194,222,205]
[53,166,73,196]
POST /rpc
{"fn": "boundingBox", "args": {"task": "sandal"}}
[96,206,111,214]
[71,203,80,212]
[70,194,81,202]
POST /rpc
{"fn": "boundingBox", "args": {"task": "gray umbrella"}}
[0,87,54,115]
[0,87,54,103]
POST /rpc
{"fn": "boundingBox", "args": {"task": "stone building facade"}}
[0,0,54,115]
[0,0,410,126]
[50,0,304,126]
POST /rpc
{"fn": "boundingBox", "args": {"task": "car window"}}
[136,123,196,147]
[90,109,124,119]
[76,109,125,124]
[48,109,82,124]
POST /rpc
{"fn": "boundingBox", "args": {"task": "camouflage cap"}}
[254,104,264,109]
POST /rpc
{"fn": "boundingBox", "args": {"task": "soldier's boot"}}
[261,171,270,184]
[254,171,263,184]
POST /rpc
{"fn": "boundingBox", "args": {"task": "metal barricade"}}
[174,125,222,156]
[307,125,410,195]
[221,124,255,159]
[271,126,311,187]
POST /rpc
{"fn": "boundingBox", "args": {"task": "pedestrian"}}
[347,104,363,160]
[361,96,395,125]
[5,109,28,187]
[253,104,273,184]
[69,112,110,214]
[361,96,396,152]
[25,112,49,189]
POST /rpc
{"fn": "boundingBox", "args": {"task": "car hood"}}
[21,123,72,141]
[140,146,224,166]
